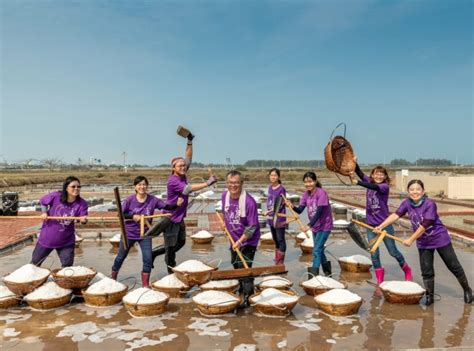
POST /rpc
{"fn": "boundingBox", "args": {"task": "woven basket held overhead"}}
[324,123,356,177]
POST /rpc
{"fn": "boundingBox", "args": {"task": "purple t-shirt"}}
[123,195,167,240]
[222,191,261,248]
[266,185,286,227]
[163,174,189,223]
[395,198,451,249]
[300,187,333,232]
[363,175,390,226]
[39,192,88,249]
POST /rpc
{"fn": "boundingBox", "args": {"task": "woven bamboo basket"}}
[193,292,241,316]
[300,244,313,255]
[256,278,293,291]
[333,207,348,215]
[82,286,128,307]
[26,293,72,310]
[75,236,84,247]
[0,296,20,309]
[123,295,170,317]
[151,284,190,298]
[191,236,214,244]
[109,240,120,248]
[51,268,97,289]
[260,238,275,245]
[3,272,50,296]
[315,298,362,316]
[324,135,356,176]
[200,280,239,292]
[300,281,348,296]
[295,236,306,244]
[172,267,217,287]
[338,259,372,273]
[249,290,299,317]
[380,287,425,305]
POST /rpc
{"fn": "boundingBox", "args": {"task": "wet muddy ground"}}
[1,224,473,351]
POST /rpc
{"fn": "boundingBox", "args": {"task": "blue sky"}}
[1,0,472,165]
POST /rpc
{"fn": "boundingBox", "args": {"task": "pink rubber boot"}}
[402,262,413,281]
[375,267,385,285]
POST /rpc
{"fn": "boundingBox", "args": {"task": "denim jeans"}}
[270,226,286,252]
[112,237,152,273]
[367,225,405,269]
[312,231,330,269]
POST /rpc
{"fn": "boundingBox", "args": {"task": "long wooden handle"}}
[140,215,145,237]
[215,212,249,269]
[281,194,309,238]
[0,213,171,221]
[352,219,404,243]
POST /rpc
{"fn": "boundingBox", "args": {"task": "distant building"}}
[395,170,474,200]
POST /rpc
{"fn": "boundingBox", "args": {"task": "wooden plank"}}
[114,187,129,250]
[210,265,287,280]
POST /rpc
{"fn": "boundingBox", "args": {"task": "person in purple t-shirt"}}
[31,176,88,267]
[264,168,287,265]
[350,159,412,285]
[148,132,217,273]
[111,176,180,287]
[285,172,333,278]
[375,179,472,305]
[221,170,261,307]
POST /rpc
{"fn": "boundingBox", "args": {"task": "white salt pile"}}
[56,266,94,277]
[353,209,366,216]
[191,230,214,239]
[301,236,314,247]
[251,288,298,305]
[332,203,347,209]
[302,276,345,289]
[110,233,121,242]
[297,230,312,240]
[193,290,239,306]
[339,255,372,265]
[86,277,126,294]
[200,280,239,289]
[152,274,188,288]
[75,234,83,241]
[0,286,16,299]
[123,288,168,304]
[4,264,50,283]
[257,276,292,289]
[333,219,350,226]
[315,289,362,305]
[24,282,71,301]
[174,260,214,273]
[380,281,425,295]
[260,232,273,240]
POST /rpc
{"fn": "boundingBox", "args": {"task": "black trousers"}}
[231,245,257,296]
[270,226,287,252]
[418,243,466,281]
[152,220,186,273]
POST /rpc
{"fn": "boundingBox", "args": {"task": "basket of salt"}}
[190,230,215,244]
[300,275,347,296]
[0,286,20,309]
[249,288,299,317]
[123,287,170,317]
[333,219,350,230]
[256,276,292,291]
[172,260,217,287]
[338,255,372,273]
[52,266,97,290]
[200,279,239,292]
[152,273,190,298]
[314,288,362,316]
[3,264,50,296]
[295,230,312,244]
[300,236,314,255]
[260,232,275,245]
[75,234,84,247]
[109,233,121,248]
[82,277,128,307]
[24,282,72,310]
[380,281,425,305]
[332,203,348,215]
[193,290,241,316]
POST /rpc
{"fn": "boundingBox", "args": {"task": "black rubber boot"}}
[307,267,319,280]
[322,261,332,276]
[457,274,473,304]
[151,245,166,268]
[423,279,435,306]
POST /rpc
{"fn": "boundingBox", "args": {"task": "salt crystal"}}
[86,277,126,294]
[153,274,188,288]
[251,288,298,305]
[24,282,71,300]
[0,286,16,299]
[257,276,291,288]
[57,266,94,277]
[315,289,361,305]
[302,276,345,289]
[123,288,168,304]
[339,255,372,265]
[200,280,239,289]
[174,260,213,273]
[191,230,213,239]
[380,281,425,295]
[4,264,50,283]
[193,290,239,306]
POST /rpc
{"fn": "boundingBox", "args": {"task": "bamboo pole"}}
[281,194,310,238]
[215,212,249,269]
[351,219,404,253]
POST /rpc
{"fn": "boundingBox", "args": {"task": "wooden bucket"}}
[191,236,214,245]
[338,259,372,273]
[315,298,362,316]
[82,286,128,307]
[123,295,170,317]
[151,284,190,298]
[26,293,72,310]
[380,288,425,305]
[172,267,217,287]
[300,281,348,296]
[3,272,50,296]
[51,268,97,289]
[194,292,241,316]
[249,290,299,317]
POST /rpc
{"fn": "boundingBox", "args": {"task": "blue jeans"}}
[367,225,405,269]
[112,237,152,273]
[270,226,286,252]
[312,231,330,269]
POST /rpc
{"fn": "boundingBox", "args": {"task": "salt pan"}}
[123,288,168,304]
[339,255,372,265]
[174,260,213,273]
[4,264,50,283]
[302,276,345,289]
[380,281,425,295]
[24,282,71,300]
[251,288,298,305]
[153,274,188,288]
[86,277,126,294]
[315,289,361,305]
[57,266,94,277]
[193,290,239,306]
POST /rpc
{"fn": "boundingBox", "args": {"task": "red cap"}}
[171,157,185,167]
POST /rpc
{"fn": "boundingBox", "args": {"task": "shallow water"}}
[0,230,472,350]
